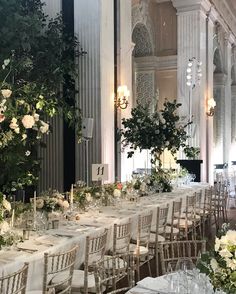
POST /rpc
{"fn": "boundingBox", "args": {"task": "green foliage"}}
[0,0,85,193]
[184,146,200,159]
[119,100,191,167]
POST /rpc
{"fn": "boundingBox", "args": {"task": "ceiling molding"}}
[211,0,236,39]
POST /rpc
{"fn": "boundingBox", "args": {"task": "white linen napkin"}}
[137,276,169,293]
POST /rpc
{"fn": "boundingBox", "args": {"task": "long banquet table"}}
[0,182,209,291]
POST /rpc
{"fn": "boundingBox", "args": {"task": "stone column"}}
[172,0,211,181]
[231,85,236,160]
[223,35,233,165]
[213,73,227,164]
[119,0,134,181]
[206,9,217,184]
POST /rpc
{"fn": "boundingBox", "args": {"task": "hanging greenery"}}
[0,0,85,193]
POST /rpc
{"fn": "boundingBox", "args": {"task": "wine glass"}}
[176,257,195,272]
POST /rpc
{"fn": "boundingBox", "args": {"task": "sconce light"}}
[207,97,216,116]
[115,85,129,110]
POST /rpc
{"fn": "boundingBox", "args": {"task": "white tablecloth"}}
[0,183,209,290]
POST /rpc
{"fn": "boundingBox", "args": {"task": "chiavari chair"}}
[1,263,29,294]
[159,240,206,275]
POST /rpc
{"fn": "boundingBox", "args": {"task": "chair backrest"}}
[83,229,108,293]
[159,240,206,274]
[185,195,196,216]
[43,245,77,294]
[138,211,153,247]
[0,263,29,294]
[113,220,132,254]
[155,205,169,238]
[170,199,182,240]
[93,253,135,294]
[204,187,213,215]
[195,191,202,210]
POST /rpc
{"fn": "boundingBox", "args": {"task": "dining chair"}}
[179,194,197,240]
[27,246,77,294]
[130,211,153,281]
[159,239,206,274]
[93,253,135,294]
[149,205,169,276]
[52,229,108,294]
[112,220,132,255]
[0,263,29,294]
[168,199,182,241]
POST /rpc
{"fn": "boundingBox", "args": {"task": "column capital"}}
[171,0,211,14]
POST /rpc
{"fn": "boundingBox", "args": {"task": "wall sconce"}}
[115,85,129,109]
[207,97,216,116]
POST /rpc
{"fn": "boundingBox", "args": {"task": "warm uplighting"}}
[207,97,216,116]
[115,85,129,109]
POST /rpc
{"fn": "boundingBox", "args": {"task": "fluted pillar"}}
[231,85,236,160]
[74,0,115,183]
[172,0,211,181]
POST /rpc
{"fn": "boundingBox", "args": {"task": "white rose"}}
[62,200,69,209]
[15,127,20,134]
[210,258,219,272]
[34,113,40,121]
[36,198,44,209]
[226,258,236,270]
[40,121,49,134]
[219,248,232,259]
[113,189,121,198]
[22,115,35,129]
[0,221,10,234]
[9,117,18,130]
[215,237,221,251]
[1,89,12,98]
[2,199,11,211]
[85,193,92,202]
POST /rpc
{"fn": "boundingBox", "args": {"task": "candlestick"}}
[70,184,74,205]
[33,191,37,224]
[11,209,15,228]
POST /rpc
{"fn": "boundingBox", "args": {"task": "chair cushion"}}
[129,244,149,255]
[173,219,193,227]
[151,226,179,235]
[149,233,165,243]
[103,255,127,269]
[27,291,43,294]
[180,213,201,220]
[51,269,96,292]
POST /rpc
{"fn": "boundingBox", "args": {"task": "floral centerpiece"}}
[119,100,191,192]
[35,190,69,213]
[198,224,236,293]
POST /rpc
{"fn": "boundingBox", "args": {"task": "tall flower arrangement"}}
[0,0,85,194]
[119,99,190,167]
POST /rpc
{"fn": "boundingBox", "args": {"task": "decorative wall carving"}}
[132,24,153,57]
[136,71,155,106]
[132,1,154,54]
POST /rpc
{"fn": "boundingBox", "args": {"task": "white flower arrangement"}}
[198,226,236,293]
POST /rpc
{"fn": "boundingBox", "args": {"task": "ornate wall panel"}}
[136,71,155,105]
[132,24,152,57]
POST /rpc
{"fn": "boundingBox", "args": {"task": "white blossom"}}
[22,115,35,129]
